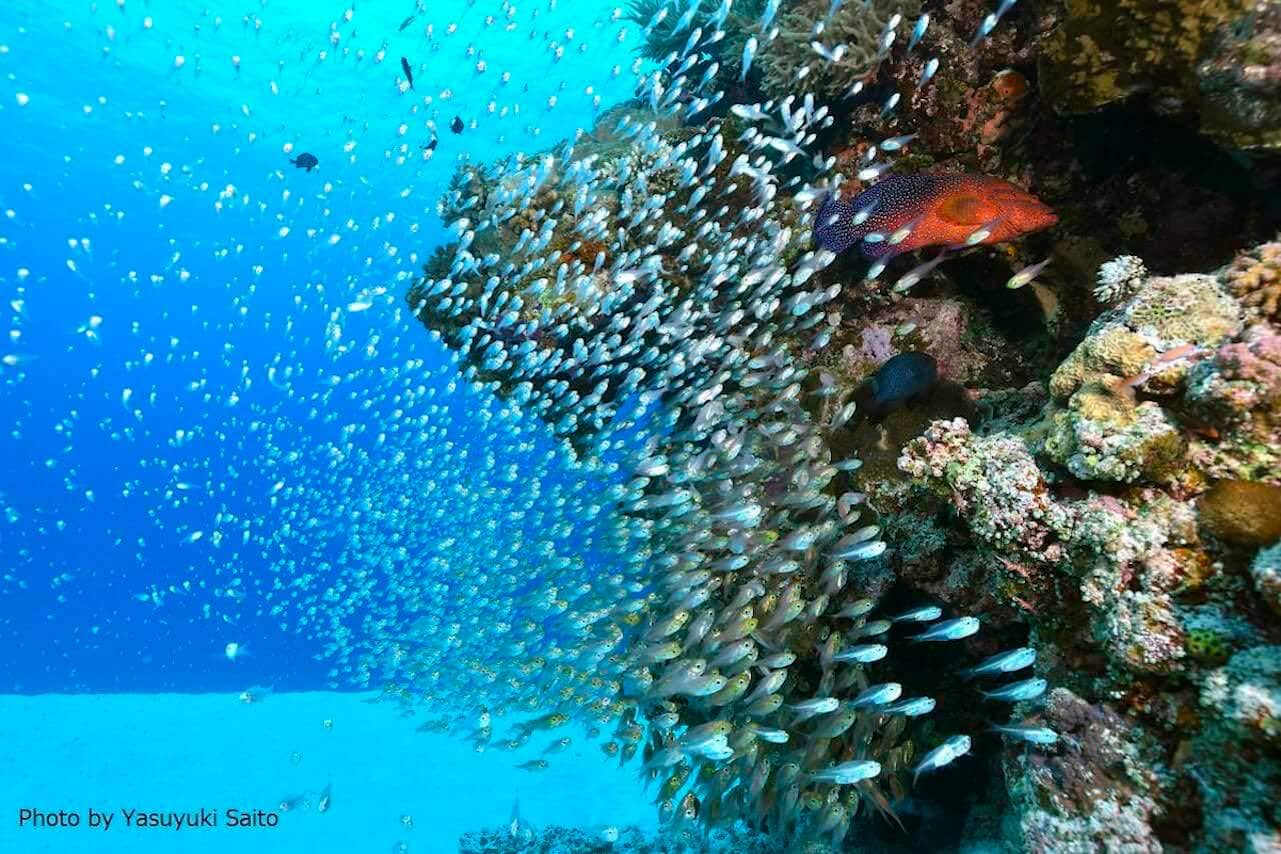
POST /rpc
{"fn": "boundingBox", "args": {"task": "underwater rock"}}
[891,235,1281,848]
[1185,324,1281,484]
[1191,646,1281,850]
[1045,270,1243,483]
[1044,393,1185,483]
[457,822,787,854]
[1005,688,1167,853]
[1038,0,1253,116]
[1199,0,1281,150]
[1251,541,1281,614]
[899,417,1074,558]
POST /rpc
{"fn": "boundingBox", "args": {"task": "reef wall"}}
[399,0,1281,849]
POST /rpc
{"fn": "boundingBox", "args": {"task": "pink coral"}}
[1185,325,1281,484]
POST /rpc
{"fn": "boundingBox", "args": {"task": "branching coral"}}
[626,0,766,83]
[1226,236,1281,322]
[759,0,921,100]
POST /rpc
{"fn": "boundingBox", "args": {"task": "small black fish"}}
[401,56,414,89]
[855,351,938,422]
[399,16,415,32]
[450,116,464,134]
[421,137,438,152]
[289,152,318,172]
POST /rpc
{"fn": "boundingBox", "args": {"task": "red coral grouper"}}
[813,174,1057,259]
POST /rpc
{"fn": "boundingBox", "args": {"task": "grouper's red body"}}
[814,174,1057,259]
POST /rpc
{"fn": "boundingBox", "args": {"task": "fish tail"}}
[812,193,857,254]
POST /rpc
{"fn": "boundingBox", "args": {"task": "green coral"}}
[1187,627,1234,665]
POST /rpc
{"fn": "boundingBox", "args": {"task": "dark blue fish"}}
[855,351,938,421]
[289,152,318,172]
[401,56,415,89]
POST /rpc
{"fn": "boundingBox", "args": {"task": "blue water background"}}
[0,0,640,692]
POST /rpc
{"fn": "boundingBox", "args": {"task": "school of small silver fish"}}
[393,0,1058,846]
[0,0,1059,848]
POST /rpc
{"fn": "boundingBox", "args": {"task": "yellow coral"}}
[1226,238,1281,322]
[1124,274,1241,347]
[1050,326,1156,400]
[1199,480,1281,546]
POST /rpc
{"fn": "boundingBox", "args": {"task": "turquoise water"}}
[1,1,656,850]
[0,693,655,852]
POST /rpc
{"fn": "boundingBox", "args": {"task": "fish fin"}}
[935,193,994,226]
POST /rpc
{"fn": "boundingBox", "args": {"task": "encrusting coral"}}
[892,242,1281,849]
[1038,0,1253,116]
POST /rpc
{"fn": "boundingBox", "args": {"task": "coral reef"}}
[397,0,1281,848]
[1039,0,1253,116]
[1185,324,1281,483]
[759,0,921,100]
[1094,255,1148,305]
[1199,0,1281,149]
[1004,688,1168,853]
[893,244,1281,850]
[458,822,786,854]
[1252,541,1281,614]
[1191,645,1281,850]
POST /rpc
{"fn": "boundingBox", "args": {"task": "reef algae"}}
[1199,0,1281,149]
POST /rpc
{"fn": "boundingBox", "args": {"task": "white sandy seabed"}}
[0,692,658,853]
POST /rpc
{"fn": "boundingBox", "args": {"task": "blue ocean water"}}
[1,1,658,850]
[1,0,636,690]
